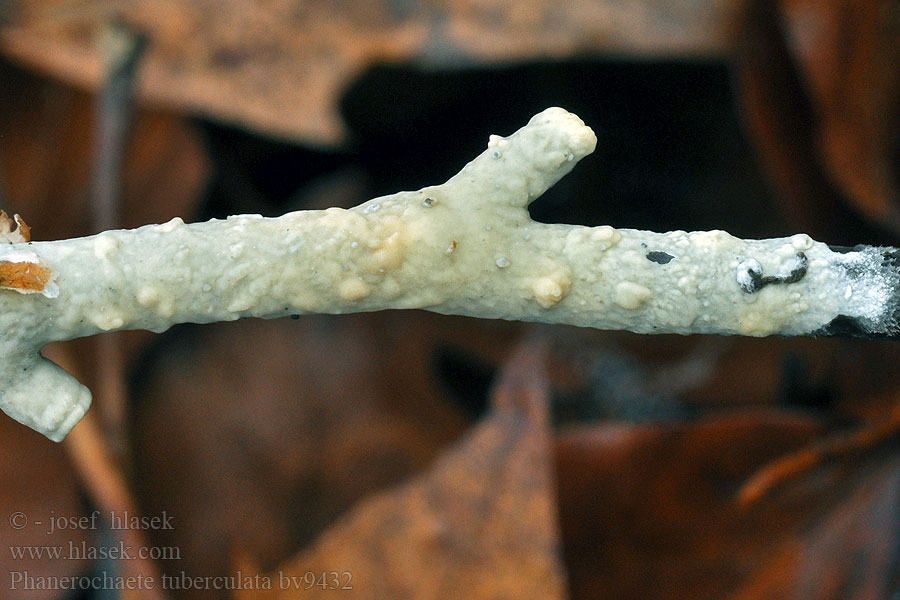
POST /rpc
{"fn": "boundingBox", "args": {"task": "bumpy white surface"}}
[0,107,896,441]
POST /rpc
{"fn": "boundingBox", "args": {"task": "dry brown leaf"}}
[557,405,900,600]
[2,0,748,144]
[556,411,825,600]
[235,337,565,600]
[732,453,900,600]
[735,0,900,241]
[779,0,900,234]
[738,404,900,505]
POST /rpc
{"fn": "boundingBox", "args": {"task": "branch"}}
[1,108,898,441]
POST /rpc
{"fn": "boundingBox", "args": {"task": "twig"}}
[1,107,899,441]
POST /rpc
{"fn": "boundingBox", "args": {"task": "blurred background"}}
[0,1,899,599]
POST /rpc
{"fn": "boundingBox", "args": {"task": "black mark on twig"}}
[738,252,808,294]
[646,251,674,265]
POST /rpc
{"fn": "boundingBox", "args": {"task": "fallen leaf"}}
[2,0,749,144]
[779,0,900,235]
[735,0,900,242]
[732,452,900,600]
[556,411,825,600]
[738,404,900,505]
[235,337,566,600]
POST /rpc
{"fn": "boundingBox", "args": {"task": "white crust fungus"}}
[0,108,897,441]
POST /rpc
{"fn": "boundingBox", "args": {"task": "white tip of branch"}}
[446,107,597,209]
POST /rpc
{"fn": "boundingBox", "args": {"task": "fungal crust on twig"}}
[0,108,899,442]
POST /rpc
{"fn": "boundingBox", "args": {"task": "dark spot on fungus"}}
[739,252,808,294]
[646,251,674,265]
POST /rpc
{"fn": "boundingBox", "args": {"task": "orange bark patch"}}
[13,214,31,243]
[0,210,31,243]
[0,260,52,292]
